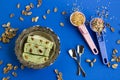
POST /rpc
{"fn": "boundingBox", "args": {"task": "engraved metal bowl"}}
[15,26,60,69]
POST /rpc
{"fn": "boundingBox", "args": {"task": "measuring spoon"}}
[90,18,109,65]
[70,11,98,55]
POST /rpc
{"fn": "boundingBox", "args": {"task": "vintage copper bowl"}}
[15,26,60,69]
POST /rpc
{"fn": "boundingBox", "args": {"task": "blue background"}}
[0,0,120,80]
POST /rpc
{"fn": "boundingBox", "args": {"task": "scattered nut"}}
[113,49,118,55]
[86,59,91,63]
[27,12,32,16]
[2,77,10,80]
[60,22,64,27]
[117,40,120,44]
[111,58,116,62]
[90,62,94,67]
[54,69,59,74]
[54,69,63,80]
[26,5,31,11]
[110,27,115,32]
[0,60,3,65]
[32,16,39,22]
[1,22,18,43]
[14,66,18,70]
[37,0,42,8]
[112,64,118,69]
[43,15,47,20]
[92,58,97,63]
[12,72,17,77]
[107,62,111,68]
[62,11,67,15]
[17,3,20,8]
[30,3,34,8]
[22,10,32,16]
[20,65,24,70]
[47,9,50,14]
[54,7,58,12]
[10,13,15,18]
[19,17,24,21]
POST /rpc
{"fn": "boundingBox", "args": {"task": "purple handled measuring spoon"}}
[90,18,109,65]
[70,11,98,55]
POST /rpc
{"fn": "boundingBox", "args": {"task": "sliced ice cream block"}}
[24,43,45,56]
[27,35,54,49]
[22,52,49,64]
[44,48,51,57]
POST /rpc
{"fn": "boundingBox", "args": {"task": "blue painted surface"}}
[0,0,120,80]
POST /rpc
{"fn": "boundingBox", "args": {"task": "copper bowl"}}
[15,26,60,69]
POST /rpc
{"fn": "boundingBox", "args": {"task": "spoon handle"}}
[75,60,86,77]
[96,32,109,65]
[78,25,98,55]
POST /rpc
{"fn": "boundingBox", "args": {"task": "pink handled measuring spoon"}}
[70,11,98,55]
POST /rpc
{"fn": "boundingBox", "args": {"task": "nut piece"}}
[92,58,97,63]
[86,59,91,63]
[19,17,24,21]
[62,11,67,15]
[54,69,59,74]
[43,15,47,20]
[60,22,64,27]
[30,3,34,8]
[110,27,115,32]
[22,10,32,16]
[26,5,31,11]
[117,40,120,44]
[2,77,10,80]
[47,9,50,14]
[14,66,18,70]
[17,3,20,8]
[54,7,58,12]
[27,12,32,16]
[54,69,63,80]
[90,62,94,67]
[10,13,15,18]
[32,16,39,22]
[20,65,25,70]
[37,0,42,8]
[0,60,3,65]
[112,64,118,69]
[113,49,118,55]
[12,72,17,77]
[107,62,111,68]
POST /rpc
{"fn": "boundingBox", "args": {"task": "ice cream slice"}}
[24,43,45,56]
[22,52,48,64]
[27,35,54,49]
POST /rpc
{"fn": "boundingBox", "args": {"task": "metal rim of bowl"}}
[15,25,60,69]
